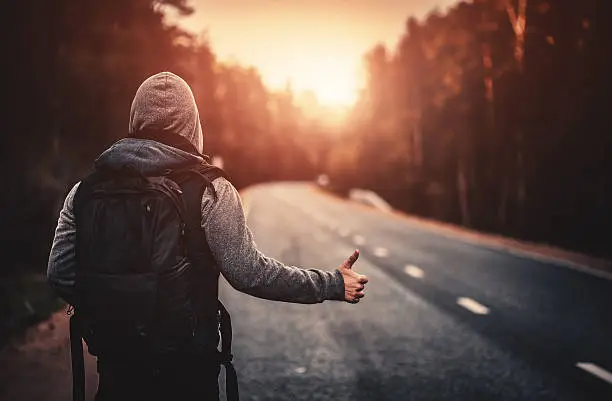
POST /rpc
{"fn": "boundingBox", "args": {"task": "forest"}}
[3,0,611,288]
[338,0,611,260]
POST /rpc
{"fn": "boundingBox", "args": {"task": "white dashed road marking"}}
[576,362,612,385]
[404,265,424,279]
[457,297,490,315]
[373,247,389,258]
[294,367,307,374]
[353,235,365,246]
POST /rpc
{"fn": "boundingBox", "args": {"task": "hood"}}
[94,138,204,175]
[128,71,204,154]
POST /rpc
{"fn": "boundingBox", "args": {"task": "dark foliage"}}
[332,0,612,258]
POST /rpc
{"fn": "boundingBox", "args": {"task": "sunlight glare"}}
[265,55,360,108]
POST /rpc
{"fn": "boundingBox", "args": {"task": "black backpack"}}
[69,163,239,401]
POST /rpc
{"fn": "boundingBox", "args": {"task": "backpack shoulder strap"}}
[171,164,227,264]
[70,168,102,401]
[171,165,239,401]
[191,164,228,200]
[219,301,239,401]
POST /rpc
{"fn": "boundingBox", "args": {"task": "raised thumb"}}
[342,249,360,270]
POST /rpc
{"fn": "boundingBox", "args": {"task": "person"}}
[47,71,369,401]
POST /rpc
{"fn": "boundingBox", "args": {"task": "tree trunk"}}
[457,157,471,227]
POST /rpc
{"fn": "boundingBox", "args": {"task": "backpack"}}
[69,163,239,401]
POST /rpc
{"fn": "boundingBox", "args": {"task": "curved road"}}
[220,182,612,401]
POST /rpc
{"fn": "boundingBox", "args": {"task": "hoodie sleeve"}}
[201,178,345,303]
[47,182,80,304]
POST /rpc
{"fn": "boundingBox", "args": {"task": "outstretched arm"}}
[201,179,368,304]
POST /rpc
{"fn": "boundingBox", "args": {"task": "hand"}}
[338,249,368,303]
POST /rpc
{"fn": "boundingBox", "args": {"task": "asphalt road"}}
[219,182,612,401]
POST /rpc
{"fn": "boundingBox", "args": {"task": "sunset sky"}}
[168,0,459,107]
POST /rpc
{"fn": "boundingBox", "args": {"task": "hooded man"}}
[47,72,368,401]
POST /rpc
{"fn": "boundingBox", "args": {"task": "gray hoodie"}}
[47,72,345,304]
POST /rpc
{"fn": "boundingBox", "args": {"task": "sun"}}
[264,55,361,109]
[293,58,360,108]
[307,68,359,108]
[309,78,358,108]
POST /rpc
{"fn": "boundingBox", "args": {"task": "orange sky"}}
[168,0,459,107]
